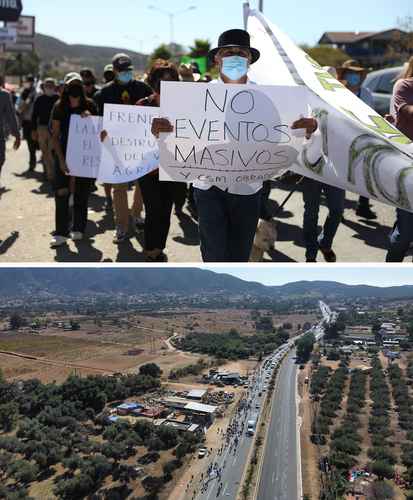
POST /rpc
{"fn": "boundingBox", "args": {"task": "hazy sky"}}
[212,266,413,287]
[21,0,411,55]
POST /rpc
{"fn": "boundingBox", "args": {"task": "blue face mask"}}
[221,56,249,81]
[346,72,361,87]
[117,70,133,85]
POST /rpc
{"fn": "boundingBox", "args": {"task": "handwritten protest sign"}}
[66,115,102,179]
[158,82,307,185]
[246,6,413,212]
[98,104,160,184]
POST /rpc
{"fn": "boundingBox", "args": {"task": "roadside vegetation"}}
[0,366,202,499]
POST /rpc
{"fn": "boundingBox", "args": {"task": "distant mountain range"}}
[35,33,149,75]
[1,269,413,300]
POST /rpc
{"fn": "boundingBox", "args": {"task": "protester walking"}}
[95,53,152,244]
[337,59,377,220]
[18,75,38,171]
[138,59,186,262]
[31,78,59,182]
[152,29,317,262]
[302,179,345,262]
[49,73,98,248]
[386,57,413,262]
[80,68,100,99]
[0,83,21,189]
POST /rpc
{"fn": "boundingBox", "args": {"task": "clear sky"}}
[21,0,412,55]
[211,266,413,287]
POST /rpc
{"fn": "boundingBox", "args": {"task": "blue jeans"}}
[302,179,344,260]
[0,139,5,174]
[194,187,262,262]
[386,209,413,262]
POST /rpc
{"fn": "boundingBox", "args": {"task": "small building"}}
[318,29,411,68]
[187,389,207,401]
[116,402,143,416]
[155,419,203,434]
[183,402,218,423]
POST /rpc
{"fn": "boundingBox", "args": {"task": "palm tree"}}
[189,39,211,58]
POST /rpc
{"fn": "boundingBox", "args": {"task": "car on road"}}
[255,403,260,409]
[362,66,403,116]
[198,447,208,458]
[247,418,257,436]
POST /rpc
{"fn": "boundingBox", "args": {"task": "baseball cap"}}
[104,64,114,74]
[43,77,57,86]
[112,53,133,72]
[80,67,96,79]
[64,72,82,85]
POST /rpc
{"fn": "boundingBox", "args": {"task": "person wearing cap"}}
[80,68,100,99]
[152,29,317,262]
[337,59,377,220]
[17,75,38,171]
[49,72,98,248]
[95,53,152,244]
[0,82,20,189]
[103,64,115,84]
[31,78,59,182]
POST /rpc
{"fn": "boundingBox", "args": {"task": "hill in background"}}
[35,33,149,76]
[1,268,413,300]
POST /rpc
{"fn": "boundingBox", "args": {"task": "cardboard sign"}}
[98,104,160,184]
[158,81,307,186]
[66,115,102,179]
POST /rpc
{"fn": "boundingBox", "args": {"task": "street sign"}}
[3,40,33,52]
[0,26,17,44]
[6,15,35,38]
[0,0,23,22]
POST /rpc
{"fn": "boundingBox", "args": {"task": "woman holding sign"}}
[137,60,184,262]
[50,72,98,248]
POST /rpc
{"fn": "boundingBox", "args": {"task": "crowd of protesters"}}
[1,28,412,263]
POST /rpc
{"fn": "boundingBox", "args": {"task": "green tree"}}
[189,39,211,58]
[9,313,25,330]
[367,480,395,499]
[302,45,349,67]
[151,44,172,62]
[370,461,395,480]
[139,363,162,378]
[0,402,19,432]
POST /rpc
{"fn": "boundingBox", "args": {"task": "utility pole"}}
[259,0,263,12]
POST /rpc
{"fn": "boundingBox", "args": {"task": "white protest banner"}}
[246,5,413,212]
[98,104,159,184]
[66,115,102,179]
[158,81,307,185]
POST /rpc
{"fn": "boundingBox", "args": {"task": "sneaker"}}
[103,197,113,212]
[70,231,83,241]
[50,235,68,248]
[355,207,377,220]
[319,247,337,263]
[134,216,145,231]
[113,227,128,244]
[145,252,168,262]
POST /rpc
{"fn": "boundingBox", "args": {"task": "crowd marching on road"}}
[1,28,413,263]
[180,344,291,500]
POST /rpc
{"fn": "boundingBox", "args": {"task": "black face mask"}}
[68,86,83,98]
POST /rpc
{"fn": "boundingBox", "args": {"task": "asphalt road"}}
[0,138,399,262]
[194,347,288,500]
[257,349,299,500]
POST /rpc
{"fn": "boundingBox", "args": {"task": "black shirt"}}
[95,79,152,115]
[51,98,97,153]
[32,94,59,129]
